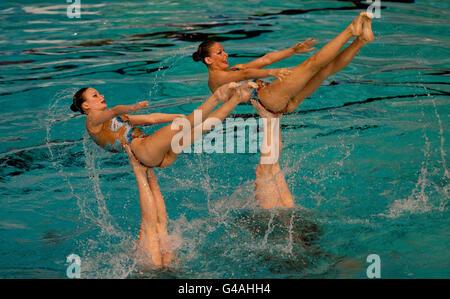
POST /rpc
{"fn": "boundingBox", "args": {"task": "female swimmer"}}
[193,12,374,209]
[70,82,257,265]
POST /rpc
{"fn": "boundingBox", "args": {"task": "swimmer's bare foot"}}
[349,12,371,36]
[251,98,282,119]
[358,13,374,43]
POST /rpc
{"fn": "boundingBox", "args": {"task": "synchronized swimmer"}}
[70,82,257,266]
[193,11,374,209]
[71,11,375,267]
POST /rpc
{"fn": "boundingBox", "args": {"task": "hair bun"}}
[70,103,79,112]
[192,51,201,62]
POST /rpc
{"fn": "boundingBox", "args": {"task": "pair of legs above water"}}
[124,82,258,267]
[252,100,294,209]
[130,82,257,168]
[258,12,375,113]
[252,13,374,208]
[125,144,173,267]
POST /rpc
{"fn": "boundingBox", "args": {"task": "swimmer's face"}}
[204,42,229,70]
[81,88,107,112]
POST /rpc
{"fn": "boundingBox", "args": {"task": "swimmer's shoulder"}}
[85,111,112,134]
[209,69,237,91]
[86,117,102,135]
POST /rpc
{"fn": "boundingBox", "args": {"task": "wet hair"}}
[192,40,217,64]
[70,87,89,114]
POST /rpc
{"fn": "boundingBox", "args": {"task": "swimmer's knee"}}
[305,55,321,73]
[158,157,171,168]
[256,163,272,176]
[284,101,296,114]
[158,151,178,168]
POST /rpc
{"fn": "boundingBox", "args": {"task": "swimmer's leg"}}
[133,82,257,167]
[272,130,294,208]
[146,168,174,265]
[284,17,374,113]
[251,99,283,209]
[258,12,372,113]
[255,162,281,209]
[124,145,163,266]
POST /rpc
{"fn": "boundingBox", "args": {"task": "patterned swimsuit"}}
[88,115,147,153]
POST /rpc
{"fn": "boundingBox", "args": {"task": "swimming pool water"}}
[0,0,449,278]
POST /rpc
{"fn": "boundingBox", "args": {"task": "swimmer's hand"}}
[236,81,258,103]
[291,38,317,54]
[213,82,241,102]
[271,68,293,82]
[133,101,149,111]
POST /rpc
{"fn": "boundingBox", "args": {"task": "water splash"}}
[45,90,140,278]
[148,45,197,100]
[431,98,449,211]
[81,135,120,236]
[385,133,432,218]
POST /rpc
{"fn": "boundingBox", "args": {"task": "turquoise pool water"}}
[0,0,449,278]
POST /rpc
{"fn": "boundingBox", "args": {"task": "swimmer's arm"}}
[230,39,316,70]
[211,68,292,91]
[230,49,293,70]
[128,113,185,126]
[87,102,149,127]
[212,68,279,87]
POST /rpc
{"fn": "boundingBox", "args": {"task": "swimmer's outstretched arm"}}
[211,68,291,91]
[128,113,185,126]
[229,38,317,70]
[210,40,315,91]
[86,101,149,127]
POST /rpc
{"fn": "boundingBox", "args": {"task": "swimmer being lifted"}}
[193,11,375,209]
[70,81,258,266]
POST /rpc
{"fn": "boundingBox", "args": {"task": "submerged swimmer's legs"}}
[124,144,165,266]
[284,16,374,113]
[272,164,295,208]
[118,83,258,266]
[252,100,294,209]
[146,168,174,265]
[258,12,373,113]
[255,157,282,209]
[131,82,257,168]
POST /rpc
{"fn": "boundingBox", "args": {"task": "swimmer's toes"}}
[364,12,374,20]
[361,17,374,43]
[349,12,364,36]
